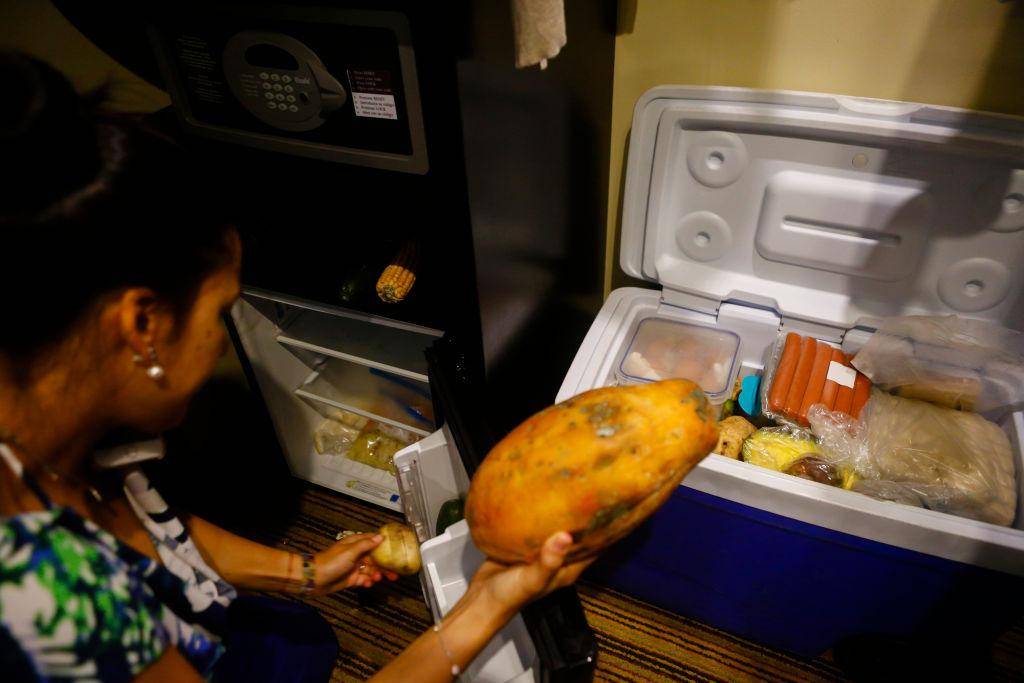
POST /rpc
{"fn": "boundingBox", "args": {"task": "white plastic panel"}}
[397,429,538,682]
[756,171,930,281]
[393,426,470,544]
[557,287,1024,576]
[421,521,539,682]
[621,87,1024,330]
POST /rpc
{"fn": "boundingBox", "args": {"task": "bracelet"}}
[433,623,460,677]
[300,552,316,594]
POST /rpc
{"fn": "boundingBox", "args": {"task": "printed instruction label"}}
[346,479,397,502]
[826,361,857,388]
[347,68,398,119]
[352,92,398,119]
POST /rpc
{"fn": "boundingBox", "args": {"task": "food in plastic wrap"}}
[784,456,841,487]
[741,428,820,472]
[849,480,925,508]
[807,391,1017,525]
[762,332,870,427]
[346,424,408,475]
[851,315,1024,412]
[714,416,756,458]
[326,407,370,431]
[313,418,361,455]
[619,318,739,401]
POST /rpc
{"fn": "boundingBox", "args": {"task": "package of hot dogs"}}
[761,332,872,428]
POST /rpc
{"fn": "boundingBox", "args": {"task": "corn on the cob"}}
[376,241,418,303]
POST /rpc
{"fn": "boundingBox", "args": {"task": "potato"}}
[371,523,421,576]
[714,416,756,458]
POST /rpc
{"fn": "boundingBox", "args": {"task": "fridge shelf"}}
[296,378,433,438]
[277,334,428,383]
[272,304,438,380]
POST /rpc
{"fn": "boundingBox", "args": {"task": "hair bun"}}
[0,51,102,216]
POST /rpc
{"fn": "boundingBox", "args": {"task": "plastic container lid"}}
[618,317,740,402]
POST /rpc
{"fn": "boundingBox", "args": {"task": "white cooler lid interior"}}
[620,86,1024,331]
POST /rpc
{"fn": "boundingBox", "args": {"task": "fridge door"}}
[391,337,597,682]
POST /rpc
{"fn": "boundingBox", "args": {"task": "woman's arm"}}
[369,531,591,683]
[182,514,394,593]
[135,646,205,683]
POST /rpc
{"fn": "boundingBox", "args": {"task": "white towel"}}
[511,0,566,69]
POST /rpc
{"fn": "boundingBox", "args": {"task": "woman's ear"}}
[115,287,162,358]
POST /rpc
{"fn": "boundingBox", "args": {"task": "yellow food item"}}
[376,242,417,303]
[466,379,720,563]
[327,408,369,431]
[371,523,421,575]
[741,428,820,472]
[346,428,404,474]
[714,416,756,458]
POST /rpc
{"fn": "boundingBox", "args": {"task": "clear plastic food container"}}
[618,317,741,403]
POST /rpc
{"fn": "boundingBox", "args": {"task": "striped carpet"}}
[245,485,1024,682]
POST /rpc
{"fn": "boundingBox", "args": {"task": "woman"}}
[0,53,590,682]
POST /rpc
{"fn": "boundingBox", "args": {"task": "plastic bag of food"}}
[741,427,820,472]
[761,332,871,427]
[346,422,413,475]
[807,391,1017,526]
[783,455,843,487]
[851,315,1024,413]
[313,418,361,455]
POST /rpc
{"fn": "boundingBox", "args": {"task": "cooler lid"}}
[620,86,1024,331]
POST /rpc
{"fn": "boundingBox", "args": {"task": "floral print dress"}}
[0,444,231,682]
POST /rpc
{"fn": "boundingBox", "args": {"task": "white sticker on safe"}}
[826,361,857,388]
[352,92,397,120]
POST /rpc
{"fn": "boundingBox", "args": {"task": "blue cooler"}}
[557,87,1024,657]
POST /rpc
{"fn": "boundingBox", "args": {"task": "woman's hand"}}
[312,533,399,593]
[463,531,593,622]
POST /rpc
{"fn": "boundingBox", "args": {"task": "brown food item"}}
[371,523,422,575]
[784,456,841,487]
[768,332,801,413]
[714,416,757,458]
[784,337,818,419]
[819,348,845,412]
[851,372,871,418]
[833,354,856,414]
[465,379,720,563]
[892,376,981,411]
[797,342,835,424]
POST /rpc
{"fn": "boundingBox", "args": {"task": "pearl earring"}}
[145,345,165,381]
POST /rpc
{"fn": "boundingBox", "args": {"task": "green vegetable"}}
[435,498,465,536]
[338,263,376,304]
[720,398,736,419]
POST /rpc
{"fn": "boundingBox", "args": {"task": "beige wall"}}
[606,0,1024,293]
[1,0,168,113]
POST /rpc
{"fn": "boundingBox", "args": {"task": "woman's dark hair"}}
[1,52,234,365]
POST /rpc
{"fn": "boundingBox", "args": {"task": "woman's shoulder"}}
[0,509,170,680]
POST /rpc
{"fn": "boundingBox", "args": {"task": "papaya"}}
[465,379,719,563]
